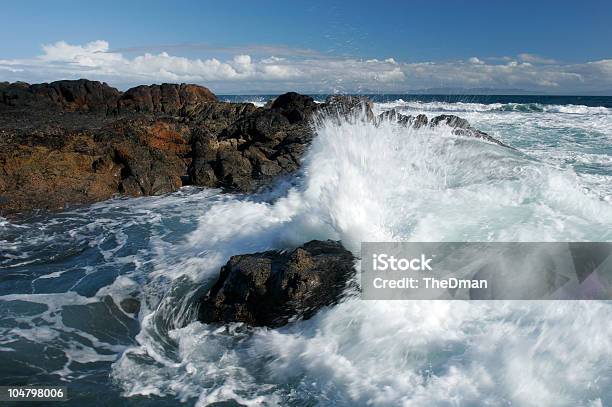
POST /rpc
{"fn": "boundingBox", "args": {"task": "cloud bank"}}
[1,40,611,94]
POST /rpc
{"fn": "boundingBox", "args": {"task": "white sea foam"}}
[107,109,612,405]
[2,100,611,404]
[373,99,612,115]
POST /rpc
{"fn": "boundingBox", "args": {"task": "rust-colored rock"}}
[116,83,217,114]
[0,134,121,213]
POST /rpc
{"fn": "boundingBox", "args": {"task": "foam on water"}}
[112,110,612,405]
[1,101,612,405]
[373,99,612,115]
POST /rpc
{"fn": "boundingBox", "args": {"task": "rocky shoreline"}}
[1,79,513,326]
[1,79,509,217]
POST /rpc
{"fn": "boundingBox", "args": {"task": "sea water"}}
[1,95,611,406]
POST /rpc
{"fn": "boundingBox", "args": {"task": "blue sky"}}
[1,0,611,93]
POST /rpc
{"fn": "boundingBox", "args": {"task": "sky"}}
[1,0,611,94]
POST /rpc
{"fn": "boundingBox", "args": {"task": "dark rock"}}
[270,92,318,123]
[429,114,512,148]
[215,148,254,191]
[104,118,191,196]
[0,79,216,118]
[320,95,375,121]
[377,110,427,127]
[116,83,217,115]
[430,114,470,129]
[188,128,220,186]
[414,114,429,128]
[198,240,355,327]
[0,79,121,113]
[186,102,258,134]
[376,110,512,148]
[187,93,320,192]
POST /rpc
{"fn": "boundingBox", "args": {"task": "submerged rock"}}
[198,240,355,327]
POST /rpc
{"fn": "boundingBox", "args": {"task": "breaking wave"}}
[1,102,612,406]
[373,99,611,115]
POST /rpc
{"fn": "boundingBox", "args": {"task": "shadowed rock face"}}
[188,92,324,191]
[198,240,355,327]
[0,79,121,113]
[0,79,511,216]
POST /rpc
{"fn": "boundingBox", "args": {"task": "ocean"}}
[1,95,611,406]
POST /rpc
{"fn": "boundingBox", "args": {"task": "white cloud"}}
[0,40,611,93]
[40,40,116,65]
[518,53,558,65]
[261,56,285,64]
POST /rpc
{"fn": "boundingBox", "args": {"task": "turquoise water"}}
[1,96,611,406]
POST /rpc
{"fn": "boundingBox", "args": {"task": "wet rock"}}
[187,93,322,192]
[377,109,427,128]
[414,114,429,128]
[323,94,375,120]
[429,114,470,129]
[198,240,355,327]
[377,109,512,148]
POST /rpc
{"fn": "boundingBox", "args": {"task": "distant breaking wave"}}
[373,99,612,115]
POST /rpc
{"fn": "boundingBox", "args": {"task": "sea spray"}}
[1,102,611,406]
[109,108,612,405]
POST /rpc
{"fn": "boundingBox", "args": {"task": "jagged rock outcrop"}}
[321,94,375,121]
[198,240,355,327]
[187,93,325,191]
[377,109,513,148]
